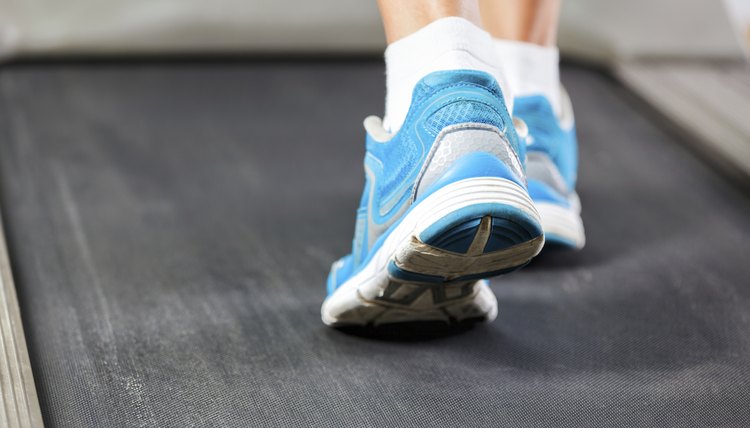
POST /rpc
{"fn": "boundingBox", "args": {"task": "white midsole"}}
[536,201,585,249]
[322,177,541,324]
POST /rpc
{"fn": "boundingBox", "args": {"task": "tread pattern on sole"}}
[394,214,544,282]
[328,280,498,327]
[323,177,543,327]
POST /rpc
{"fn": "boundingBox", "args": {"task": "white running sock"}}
[492,39,561,115]
[383,17,511,133]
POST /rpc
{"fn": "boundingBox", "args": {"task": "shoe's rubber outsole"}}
[536,201,585,250]
[322,177,544,327]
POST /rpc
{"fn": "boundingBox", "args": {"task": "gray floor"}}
[1,61,749,427]
[617,61,750,184]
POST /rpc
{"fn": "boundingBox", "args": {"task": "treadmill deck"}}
[0,61,749,427]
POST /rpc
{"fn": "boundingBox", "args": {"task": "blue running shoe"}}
[515,89,585,250]
[322,70,545,327]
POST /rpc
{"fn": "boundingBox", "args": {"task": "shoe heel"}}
[389,179,544,283]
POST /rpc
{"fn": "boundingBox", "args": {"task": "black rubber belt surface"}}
[0,61,749,427]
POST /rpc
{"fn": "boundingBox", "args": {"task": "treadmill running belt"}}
[0,62,749,427]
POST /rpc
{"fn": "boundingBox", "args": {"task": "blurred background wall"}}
[0,0,746,61]
[559,0,747,62]
[0,0,386,57]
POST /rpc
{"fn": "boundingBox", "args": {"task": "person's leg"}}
[480,0,586,249]
[479,0,560,46]
[322,1,546,327]
[378,0,482,43]
[480,0,562,114]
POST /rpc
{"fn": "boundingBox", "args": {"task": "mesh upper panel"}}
[423,101,506,137]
